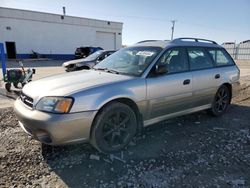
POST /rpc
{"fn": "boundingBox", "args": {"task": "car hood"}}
[22,70,133,101]
[62,58,92,67]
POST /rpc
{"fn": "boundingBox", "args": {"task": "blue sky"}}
[1,0,249,45]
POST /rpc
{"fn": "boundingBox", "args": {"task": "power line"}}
[3,5,246,36]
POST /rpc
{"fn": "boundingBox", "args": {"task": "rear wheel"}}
[90,102,137,153]
[210,85,231,116]
[13,82,19,88]
[13,82,22,88]
[80,66,90,70]
[21,82,26,87]
[66,64,75,72]
[5,83,11,92]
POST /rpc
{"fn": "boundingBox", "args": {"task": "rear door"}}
[207,47,239,95]
[146,47,193,120]
[187,47,217,107]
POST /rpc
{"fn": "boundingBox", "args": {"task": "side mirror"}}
[155,64,167,75]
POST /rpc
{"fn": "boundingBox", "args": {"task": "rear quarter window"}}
[207,49,234,66]
[187,48,214,70]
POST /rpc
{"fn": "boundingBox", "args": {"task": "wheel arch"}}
[80,65,90,70]
[89,97,143,139]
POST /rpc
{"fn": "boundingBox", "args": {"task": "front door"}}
[146,47,193,121]
[5,42,16,59]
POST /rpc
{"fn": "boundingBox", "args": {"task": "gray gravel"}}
[1,84,250,187]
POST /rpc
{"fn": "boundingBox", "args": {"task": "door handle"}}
[183,79,190,85]
[215,74,220,79]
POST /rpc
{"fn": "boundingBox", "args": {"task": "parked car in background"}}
[74,46,103,59]
[62,50,116,72]
[14,38,240,153]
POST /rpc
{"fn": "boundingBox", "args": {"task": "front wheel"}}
[90,102,137,153]
[210,85,231,116]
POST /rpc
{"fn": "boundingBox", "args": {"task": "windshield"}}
[94,47,162,76]
[84,50,104,61]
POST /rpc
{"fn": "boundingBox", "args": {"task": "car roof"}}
[97,50,116,54]
[102,50,116,52]
[77,47,103,49]
[132,38,223,49]
[133,40,169,48]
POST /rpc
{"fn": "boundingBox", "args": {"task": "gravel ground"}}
[1,83,250,188]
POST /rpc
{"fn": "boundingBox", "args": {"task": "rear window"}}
[187,48,214,70]
[76,48,81,53]
[208,49,234,66]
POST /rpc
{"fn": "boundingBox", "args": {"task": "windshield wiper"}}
[105,68,120,74]
[93,67,106,71]
[93,67,120,74]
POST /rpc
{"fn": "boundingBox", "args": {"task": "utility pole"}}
[63,6,66,15]
[171,20,177,40]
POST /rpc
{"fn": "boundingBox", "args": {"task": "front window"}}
[94,47,162,76]
[156,48,188,74]
[84,50,104,61]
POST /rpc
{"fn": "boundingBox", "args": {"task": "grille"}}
[20,92,33,108]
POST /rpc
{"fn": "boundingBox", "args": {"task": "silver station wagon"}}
[14,38,240,153]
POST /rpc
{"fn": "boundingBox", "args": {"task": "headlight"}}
[36,97,74,113]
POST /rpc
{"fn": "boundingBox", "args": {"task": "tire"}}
[81,66,90,70]
[13,83,18,88]
[13,83,19,88]
[210,85,231,116]
[5,83,11,92]
[90,102,137,153]
[66,65,75,72]
[21,83,26,87]
[41,144,57,158]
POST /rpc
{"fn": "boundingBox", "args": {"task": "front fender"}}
[70,78,146,113]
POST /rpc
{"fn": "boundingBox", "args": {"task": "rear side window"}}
[208,49,234,66]
[187,48,214,70]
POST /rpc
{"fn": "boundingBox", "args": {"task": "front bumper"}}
[14,98,97,145]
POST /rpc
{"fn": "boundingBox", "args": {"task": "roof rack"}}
[137,40,159,44]
[172,38,217,44]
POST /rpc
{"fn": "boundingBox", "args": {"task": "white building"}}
[0,7,123,59]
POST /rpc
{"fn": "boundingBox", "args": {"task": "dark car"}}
[74,47,103,59]
[62,50,115,72]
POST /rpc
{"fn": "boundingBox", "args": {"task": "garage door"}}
[96,31,116,50]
